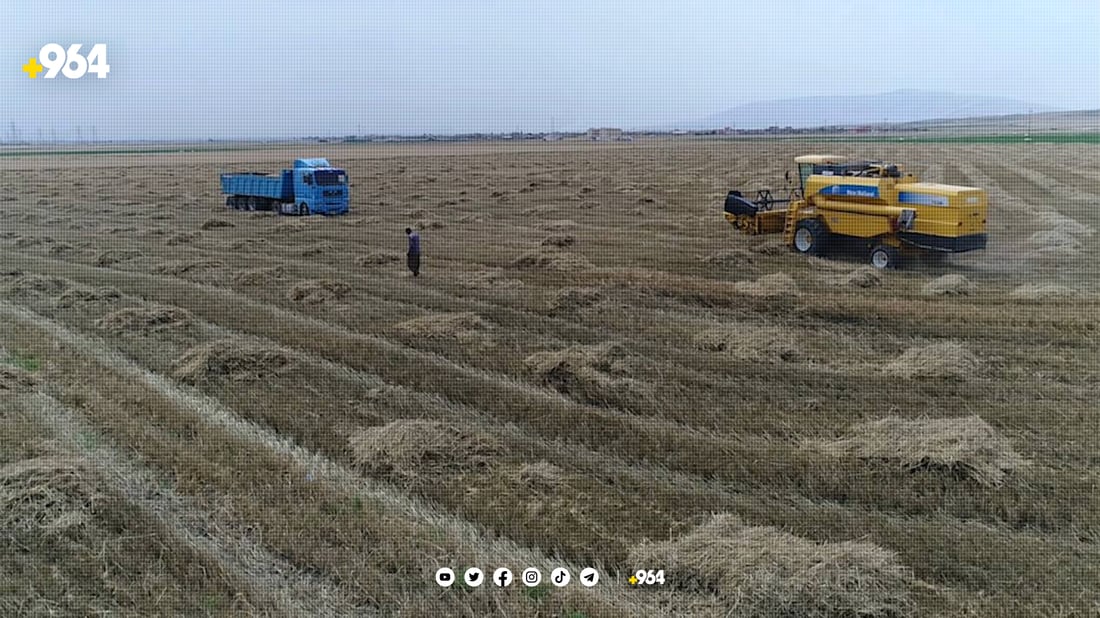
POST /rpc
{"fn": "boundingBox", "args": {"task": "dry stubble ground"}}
[1,138,1098,616]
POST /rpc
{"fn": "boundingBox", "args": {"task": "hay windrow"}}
[166,231,200,245]
[8,274,70,297]
[287,278,352,303]
[0,364,39,391]
[416,218,445,230]
[807,256,854,272]
[392,312,488,339]
[541,233,576,248]
[524,342,646,404]
[94,249,142,267]
[271,220,307,234]
[455,269,524,290]
[512,249,594,272]
[200,217,235,230]
[693,326,800,362]
[538,219,577,232]
[0,456,103,534]
[171,339,295,384]
[54,286,123,308]
[356,251,402,266]
[1009,283,1085,301]
[47,242,76,256]
[749,238,788,255]
[231,265,286,286]
[153,259,225,276]
[628,514,916,618]
[218,237,268,252]
[826,266,883,288]
[1027,229,1081,253]
[703,248,754,266]
[95,305,194,333]
[734,272,800,298]
[509,461,566,492]
[13,235,45,248]
[349,420,503,475]
[883,342,982,380]
[548,287,605,312]
[921,274,975,296]
[819,415,1024,486]
[300,241,334,256]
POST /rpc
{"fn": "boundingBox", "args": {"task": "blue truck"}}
[220,158,349,216]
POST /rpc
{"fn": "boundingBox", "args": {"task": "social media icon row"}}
[435,567,598,588]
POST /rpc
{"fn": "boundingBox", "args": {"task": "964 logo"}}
[630,569,665,586]
[23,44,110,79]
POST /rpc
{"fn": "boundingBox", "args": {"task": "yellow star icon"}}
[22,57,43,79]
[628,575,638,586]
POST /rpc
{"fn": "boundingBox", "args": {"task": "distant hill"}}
[894,108,1100,132]
[693,90,1056,130]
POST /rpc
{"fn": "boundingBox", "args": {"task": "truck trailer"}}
[220,158,349,216]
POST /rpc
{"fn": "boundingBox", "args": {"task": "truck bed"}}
[220,170,293,201]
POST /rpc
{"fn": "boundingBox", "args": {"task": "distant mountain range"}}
[691,90,1055,130]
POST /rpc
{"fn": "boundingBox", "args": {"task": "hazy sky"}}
[2,1,1098,139]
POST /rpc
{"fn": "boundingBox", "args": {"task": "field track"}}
[2,139,1098,616]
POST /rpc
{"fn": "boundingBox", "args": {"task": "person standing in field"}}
[405,227,421,277]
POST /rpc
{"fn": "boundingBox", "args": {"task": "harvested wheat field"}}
[1,139,1099,616]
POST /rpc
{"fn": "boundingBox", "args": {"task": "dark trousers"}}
[407,252,420,276]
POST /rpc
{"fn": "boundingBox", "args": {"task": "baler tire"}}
[793,219,828,256]
[870,244,900,269]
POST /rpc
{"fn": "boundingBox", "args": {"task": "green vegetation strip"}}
[0,145,280,158]
[2,352,40,371]
[709,133,1100,144]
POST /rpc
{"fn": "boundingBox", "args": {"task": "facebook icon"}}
[493,568,513,587]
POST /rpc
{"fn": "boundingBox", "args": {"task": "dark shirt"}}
[407,231,421,255]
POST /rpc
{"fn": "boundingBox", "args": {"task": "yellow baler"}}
[723,155,988,268]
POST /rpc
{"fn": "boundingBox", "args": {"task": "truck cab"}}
[290,158,349,215]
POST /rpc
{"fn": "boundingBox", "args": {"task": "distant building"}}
[587,127,624,141]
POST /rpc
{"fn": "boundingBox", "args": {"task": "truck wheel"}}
[298,203,309,216]
[225,196,234,209]
[793,219,828,256]
[870,244,900,269]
